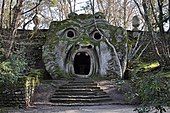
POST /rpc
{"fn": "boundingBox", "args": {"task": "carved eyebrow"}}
[56,27,75,36]
[89,28,100,34]
[64,27,76,31]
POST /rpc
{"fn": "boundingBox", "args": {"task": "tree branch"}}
[157,0,164,34]
[133,0,144,19]
[67,0,72,13]
[149,0,159,29]
[89,0,95,14]
[9,0,13,29]
[21,0,42,15]
[22,13,35,30]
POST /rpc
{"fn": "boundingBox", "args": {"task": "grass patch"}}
[137,61,160,72]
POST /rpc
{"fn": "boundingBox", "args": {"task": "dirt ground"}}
[6,105,170,113]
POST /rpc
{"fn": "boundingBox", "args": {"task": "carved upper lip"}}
[76,52,90,56]
[75,44,94,50]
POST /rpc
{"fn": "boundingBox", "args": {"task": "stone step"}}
[55,89,103,92]
[69,81,94,84]
[53,102,113,106]
[36,101,115,106]
[66,82,97,86]
[49,78,114,106]
[71,78,94,82]
[50,97,112,103]
[59,86,100,89]
[51,95,110,99]
[53,91,107,96]
[64,84,97,87]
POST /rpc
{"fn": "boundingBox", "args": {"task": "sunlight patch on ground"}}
[145,62,160,69]
[58,110,81,113]
[138,61,160,71]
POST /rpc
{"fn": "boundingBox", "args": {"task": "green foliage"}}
[51,0,57,6]
[28,69,45,84]
[0,61,16,84]
[129,71,169,113]
[0,108,7,113]
[0,44,28,84]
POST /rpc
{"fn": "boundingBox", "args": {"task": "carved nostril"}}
[75,44,80,49]
[87,45,93,49]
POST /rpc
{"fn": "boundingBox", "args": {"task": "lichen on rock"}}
[42,12,128,79]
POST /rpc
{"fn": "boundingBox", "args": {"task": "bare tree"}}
[133,0,170,68]
[89,0,95,14]
[0,0,5,30]
[6,0,24,58]
[168,0,170,32]
[123,0,127,28]
[96,0,137,29]
[0,0,43,58]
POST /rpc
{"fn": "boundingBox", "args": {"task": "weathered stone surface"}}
[49,78,114,105]
[0,76,36,108]
[42,12,127,79]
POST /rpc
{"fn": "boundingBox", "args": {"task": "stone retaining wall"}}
[0,76,36,108]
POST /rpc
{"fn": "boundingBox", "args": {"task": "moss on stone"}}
[43,12,128,79]
[0,76,37,108]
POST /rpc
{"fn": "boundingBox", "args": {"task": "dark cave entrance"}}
[74,52,91,75]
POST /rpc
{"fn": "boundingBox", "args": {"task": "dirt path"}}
[7,105,136,113]
[6,105,170,113]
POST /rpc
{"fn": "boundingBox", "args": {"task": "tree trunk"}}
[0,0,5,30]
[89,0,95,14]
[142,0,153,31]
[9,0,13,29]
[67,0,72,13]
[157,0,164,34]
[168,0,170,32]
[123,0,127,29]
[73,0,76,12]
[6,0,23,58]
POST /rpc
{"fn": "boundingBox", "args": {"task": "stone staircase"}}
[49,78,114,106]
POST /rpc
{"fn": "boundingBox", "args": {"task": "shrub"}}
[0,43,28,85]
[28,69,45,85]
[129,71,169,113]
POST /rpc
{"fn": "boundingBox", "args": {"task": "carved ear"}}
[94,12,105,19]
[68,12,78,19]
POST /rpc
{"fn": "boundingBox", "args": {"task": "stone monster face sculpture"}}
[43,12,127,79]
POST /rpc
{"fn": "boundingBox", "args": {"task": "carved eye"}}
[66,29,76,38]
[92,30,102,41]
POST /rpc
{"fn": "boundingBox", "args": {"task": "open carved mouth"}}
[73,52,91,75]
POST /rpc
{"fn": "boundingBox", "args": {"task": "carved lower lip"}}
[73,52,91,75]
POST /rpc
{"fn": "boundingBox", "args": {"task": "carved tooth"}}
[77,53,80,55]
[85,53,89,56]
